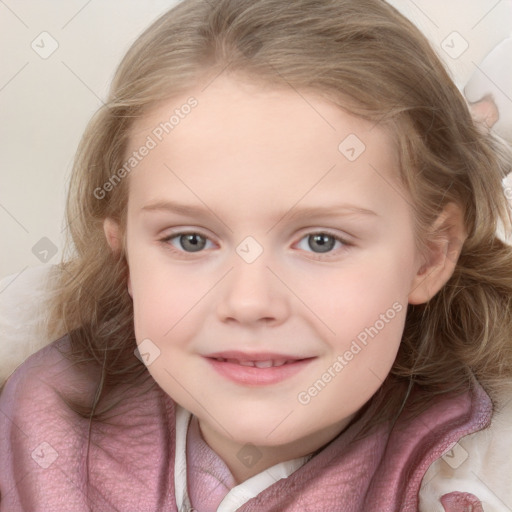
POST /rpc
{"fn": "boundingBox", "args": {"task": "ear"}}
[103,217,122,253]
[408,202,467,305]
[103,217,132,297]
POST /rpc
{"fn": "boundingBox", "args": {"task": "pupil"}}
[309,233,335,253]
[181,234,206,252]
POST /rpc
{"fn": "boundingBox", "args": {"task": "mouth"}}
[211,357,299,368]
[203,351,316,386]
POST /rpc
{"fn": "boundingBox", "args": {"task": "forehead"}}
[125,75,405,218]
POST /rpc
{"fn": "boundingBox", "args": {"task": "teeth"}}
[238,360,256,367]
[214,357,293,367]
[254,360,274,368]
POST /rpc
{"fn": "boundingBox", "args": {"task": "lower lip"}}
[205,357,315,386]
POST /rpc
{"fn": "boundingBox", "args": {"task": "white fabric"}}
[419,384,512,511]
[174,405,311,512]
[465,35,512,142]
[0,265,57,385]
[174,405,193,512]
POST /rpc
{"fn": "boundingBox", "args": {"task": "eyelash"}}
[159,229,352,260]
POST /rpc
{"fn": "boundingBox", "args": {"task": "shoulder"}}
[0,335,178,511]
[0,336,97,507]
[0,334,98,412]
[419,383,512,511]
[0,335,100,463]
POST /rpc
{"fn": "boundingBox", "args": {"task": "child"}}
[1,0,512,510]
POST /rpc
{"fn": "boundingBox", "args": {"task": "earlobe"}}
[103,217,122,253]
[408,203,467,305]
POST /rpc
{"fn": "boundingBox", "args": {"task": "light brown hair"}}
[47,0,512,421]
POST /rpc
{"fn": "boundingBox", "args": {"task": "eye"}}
[162,232,214,253]
[296,232,347,254]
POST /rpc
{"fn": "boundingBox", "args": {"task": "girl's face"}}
[116,75,430,475]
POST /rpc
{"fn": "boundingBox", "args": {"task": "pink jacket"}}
[0,336,492,511]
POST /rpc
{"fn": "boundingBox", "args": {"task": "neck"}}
[198,416,353,484]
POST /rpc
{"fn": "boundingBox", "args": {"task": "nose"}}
[216,256,290,327]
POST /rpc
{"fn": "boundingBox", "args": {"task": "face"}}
[116,75,427,467]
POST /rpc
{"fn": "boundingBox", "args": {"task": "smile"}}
[204,352,316,386]
[213,358,294,368]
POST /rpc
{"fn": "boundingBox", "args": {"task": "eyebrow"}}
[141,200,378,222]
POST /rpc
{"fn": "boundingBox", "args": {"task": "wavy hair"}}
[47,0,512,421]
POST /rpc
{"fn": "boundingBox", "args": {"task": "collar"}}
[174,405,312,512]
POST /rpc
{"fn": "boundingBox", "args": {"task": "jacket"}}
[0,335,501,511]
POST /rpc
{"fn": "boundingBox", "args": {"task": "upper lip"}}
[204,350,313,361]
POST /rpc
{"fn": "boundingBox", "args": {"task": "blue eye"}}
[164,232,214,253]
[296,233,345,254]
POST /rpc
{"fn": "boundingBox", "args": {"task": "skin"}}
[469,95,500,130]
[104,75,466,483]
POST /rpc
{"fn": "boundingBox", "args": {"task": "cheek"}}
[130,250,217,344]
[298,302,406,423]
[292,247,410,384]
[293,249,412,336]
[127,248,205,341]
[333,293,405,381]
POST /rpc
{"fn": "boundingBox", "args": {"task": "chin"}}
[229,414,319,448]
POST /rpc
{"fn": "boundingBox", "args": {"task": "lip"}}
[203,351,316,386]
[205,350,310,361]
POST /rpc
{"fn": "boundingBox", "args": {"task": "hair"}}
[47,0,512,426]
